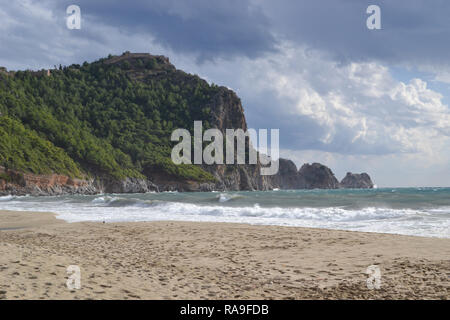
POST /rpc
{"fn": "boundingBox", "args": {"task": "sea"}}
[0,188,449,238]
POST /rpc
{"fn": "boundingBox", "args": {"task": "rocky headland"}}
[0,52,374,196]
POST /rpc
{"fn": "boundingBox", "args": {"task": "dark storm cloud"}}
[261,0,450,66]
[50,0,450,66]
[6,0,450,67]
[53,0,277,61]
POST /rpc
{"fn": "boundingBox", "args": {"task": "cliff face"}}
[269,159,300,189]
[340,172,374,189]
[0,166,160,196]
[0,166,96,196]
[202,87,274,191]
[297,163,340,189]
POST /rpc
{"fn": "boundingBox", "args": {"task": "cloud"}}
[4,1,450,73]
[47,0,277,62]
[192,44,450,156]
[0,0,166,70]
[259,0,450,69]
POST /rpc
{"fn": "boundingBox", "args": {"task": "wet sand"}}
[0,210,448,299]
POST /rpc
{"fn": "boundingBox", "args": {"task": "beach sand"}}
[0,210,448,300]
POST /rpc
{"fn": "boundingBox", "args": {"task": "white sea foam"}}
[217,193,242,203]
[91,196,112,204]
[0,191,448,238]
[52,202,449,238]
[0,195,15,201]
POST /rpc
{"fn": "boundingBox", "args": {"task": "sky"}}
[1,0,450,187]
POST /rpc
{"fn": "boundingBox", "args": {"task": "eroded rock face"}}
[297,163,340,189]
[0,167,97,196]
[340,172,374,189]
[270,159,300,189]
[269,161,341,190]
[0,167,159,196]
[195,86,274,191]
[94,176,159,194]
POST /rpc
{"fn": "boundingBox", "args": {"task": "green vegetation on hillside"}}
[0,116,81,177]
[0,53,217,182]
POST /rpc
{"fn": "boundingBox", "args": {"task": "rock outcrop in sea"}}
[340,172,374,189]
[270,161,342,190]
[297,163,340,189]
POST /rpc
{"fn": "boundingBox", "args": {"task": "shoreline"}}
[0,205,448,240]
[0,208,448,240]
[0,210,449,299]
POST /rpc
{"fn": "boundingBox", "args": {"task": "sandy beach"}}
[0,210,448,300]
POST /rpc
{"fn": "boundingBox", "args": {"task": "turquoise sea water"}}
[1,188,449,238]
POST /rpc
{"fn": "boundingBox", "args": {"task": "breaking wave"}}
[0,188,449,238]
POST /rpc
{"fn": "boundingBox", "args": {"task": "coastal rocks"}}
[0,166,375,195]
[208,164,271,192]
[0,168,97,196]
[340,172,374,189]
[95,177,159,193]
[270,159,300,189]
[297,163,340,189]
[153,180,214,192]
[0,167,159,196]
[272,158,360,189]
